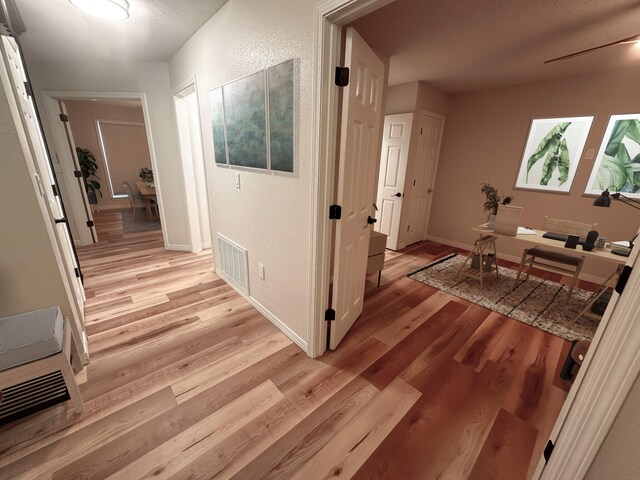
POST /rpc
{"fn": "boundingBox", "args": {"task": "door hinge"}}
[74,267,81,278]
[52,184,58,196]
[543,440,554,463]
[73,170,82,178]
[335,67,349,87]
[59,113,69,122]
[325,308,336,321]
[24,81,33,97]
[86,220,94,228]
[615,265,632,295]
[329,204,342,220]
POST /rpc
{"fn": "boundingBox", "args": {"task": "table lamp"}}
[593,189,640,255]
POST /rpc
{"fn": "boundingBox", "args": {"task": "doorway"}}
[309,1,640,479]
[174,79,211,253]
[40,93,166,245]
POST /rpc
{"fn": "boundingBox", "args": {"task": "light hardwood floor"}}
[0,211,574,479]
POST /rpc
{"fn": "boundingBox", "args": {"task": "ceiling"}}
[14,0,228,62]
[350,0,640,92]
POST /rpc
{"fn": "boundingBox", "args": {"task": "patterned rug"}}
[408,254,599,341]
[121,208,162,233]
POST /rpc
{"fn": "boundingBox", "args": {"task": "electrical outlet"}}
[258,263,265,280]
[235,172,241,189]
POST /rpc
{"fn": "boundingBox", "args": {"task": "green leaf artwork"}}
[588,117,640,196]
[526,122,571,185]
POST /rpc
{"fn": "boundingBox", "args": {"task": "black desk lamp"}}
[593,189,640,255]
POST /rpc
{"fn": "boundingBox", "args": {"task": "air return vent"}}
[216,233,249,295]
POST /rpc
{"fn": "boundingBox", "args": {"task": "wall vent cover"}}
[216,233,249,295]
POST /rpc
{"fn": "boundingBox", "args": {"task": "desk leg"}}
[377,270,381,288]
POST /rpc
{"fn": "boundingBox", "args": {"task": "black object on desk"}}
[543,231,586,246]
[564,234,579,249]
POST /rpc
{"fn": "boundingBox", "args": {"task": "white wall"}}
[169,0,316,346]
[26,61,190,248]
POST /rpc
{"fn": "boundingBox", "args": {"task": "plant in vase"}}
[76,147,102,205]
[480,181,513,228]
[139,167,154,188]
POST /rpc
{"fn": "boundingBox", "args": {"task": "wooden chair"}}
[517,217,596,303]
[122,181,146,221]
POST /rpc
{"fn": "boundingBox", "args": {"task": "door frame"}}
[172,74,212,253]
[309,0,640,478]
[40,90,169,249]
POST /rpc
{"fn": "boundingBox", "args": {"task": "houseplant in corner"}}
[76,147,102,205]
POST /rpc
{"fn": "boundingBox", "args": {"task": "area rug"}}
[121,208,162,233]
[408,254,599,341]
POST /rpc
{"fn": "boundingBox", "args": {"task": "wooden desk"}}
[471,225,627,267]
[135,181,157,221]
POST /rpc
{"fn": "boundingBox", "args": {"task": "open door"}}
[329,27,385,349]
[1,35,89,363]
[41,96,97,246]
[375,113,412,250]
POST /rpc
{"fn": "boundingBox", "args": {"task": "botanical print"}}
[268,60,294,173]
[209,87,227,164]
[223,70,268,169]
[585,114,640,198]
[515,116,593,193]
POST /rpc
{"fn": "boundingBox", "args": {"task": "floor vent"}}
[216,233,249,295]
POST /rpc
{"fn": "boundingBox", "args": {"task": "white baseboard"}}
[425,234,608,284]
[215,268,308,353]
[202,242,212,249]
[165,243,191,252]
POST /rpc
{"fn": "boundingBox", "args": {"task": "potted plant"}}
[76,147,102,205]
[480,181,513,228]
[139,167,154,188]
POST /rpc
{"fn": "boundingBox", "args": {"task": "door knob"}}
[367,216,377,225]
[427,188,433,193]
[393,192,402,197]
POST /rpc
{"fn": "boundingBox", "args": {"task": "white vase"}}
[487,214,497,230]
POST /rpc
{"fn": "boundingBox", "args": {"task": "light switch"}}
[258,263,265,280]
[235,172,241,189]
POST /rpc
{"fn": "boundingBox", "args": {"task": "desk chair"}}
[517,217,596,303]
[122,181,147,221]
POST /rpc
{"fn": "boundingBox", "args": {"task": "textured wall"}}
[169,0,316,345]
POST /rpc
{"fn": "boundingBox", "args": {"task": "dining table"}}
[135,181,158,221]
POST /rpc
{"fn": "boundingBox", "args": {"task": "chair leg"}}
[565,259,584,304]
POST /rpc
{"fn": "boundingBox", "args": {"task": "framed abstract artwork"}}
[210,59,295,173]
[514,116,594,193]
[584,113,640,198]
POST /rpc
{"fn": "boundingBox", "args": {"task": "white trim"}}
[215,268,308,353]
[165,243,191,252]
[424,234,609,285]
[41,90,170,251]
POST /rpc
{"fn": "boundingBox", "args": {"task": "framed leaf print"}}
[585,114,640,198]
[515,116,593,193]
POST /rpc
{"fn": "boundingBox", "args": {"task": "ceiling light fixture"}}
[69,0,130,20]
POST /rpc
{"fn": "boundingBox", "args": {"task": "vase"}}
[487,214,497,230]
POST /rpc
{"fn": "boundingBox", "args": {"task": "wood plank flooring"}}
[0,211,572,479]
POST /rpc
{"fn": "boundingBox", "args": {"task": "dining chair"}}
[121,181,146,221]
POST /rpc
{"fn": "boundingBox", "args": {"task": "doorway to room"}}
[40,94,165,245]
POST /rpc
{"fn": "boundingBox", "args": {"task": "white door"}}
[42,96,97,246]
[403,112,443,246]
[0,36,89,360]
[375,113,413,250]
[175,84,211,252]
[330,27,385,349]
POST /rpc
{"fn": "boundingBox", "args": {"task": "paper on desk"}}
[517,227,536,235]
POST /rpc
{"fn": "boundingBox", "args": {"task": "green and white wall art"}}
[515,116,593,193]
[585,113,640,198]
[209,59,295,173]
